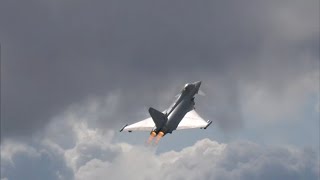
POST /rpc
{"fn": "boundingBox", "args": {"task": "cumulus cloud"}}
[75,138,319,180]
[1,141,40,165]
[2,128,318,180]
[1,98,318,180]
[1,138,73,180]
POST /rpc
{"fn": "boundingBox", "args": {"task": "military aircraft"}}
[120,81,212,144]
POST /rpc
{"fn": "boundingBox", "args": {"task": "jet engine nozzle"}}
[155,131,165,144]
[150,131,157,136]
[147,131,157,144]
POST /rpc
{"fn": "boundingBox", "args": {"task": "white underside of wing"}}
[122,110,209,132]
[123,117,155,132]
[176,109,209,130]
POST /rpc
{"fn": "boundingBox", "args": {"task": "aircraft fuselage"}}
[153,81,201,134]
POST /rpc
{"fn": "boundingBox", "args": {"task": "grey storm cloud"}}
[1,0,319,138]
[1,112,318,180]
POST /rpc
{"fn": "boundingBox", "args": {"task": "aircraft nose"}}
[194,81,201,88]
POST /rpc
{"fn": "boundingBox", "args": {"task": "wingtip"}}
[204,121,212,129]
[119,124,128,132]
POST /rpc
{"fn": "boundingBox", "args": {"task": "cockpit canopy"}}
[183,83,193,91]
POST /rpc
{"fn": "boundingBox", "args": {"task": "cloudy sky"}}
[1,0,319,179]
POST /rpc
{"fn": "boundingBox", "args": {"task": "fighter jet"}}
[119,81,212,144]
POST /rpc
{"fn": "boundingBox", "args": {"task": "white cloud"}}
[1,138,72,180]
[1,91,318,180]
[73,137,319,180]
[1,140,40,166]
[1,117,318,180]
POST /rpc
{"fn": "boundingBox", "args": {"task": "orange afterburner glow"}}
[147,131,157,144]
[154,131,164,144]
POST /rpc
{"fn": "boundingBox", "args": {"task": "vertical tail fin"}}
[148,107,167,128]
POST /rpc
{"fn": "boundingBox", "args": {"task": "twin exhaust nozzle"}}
[147,131,165,145]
